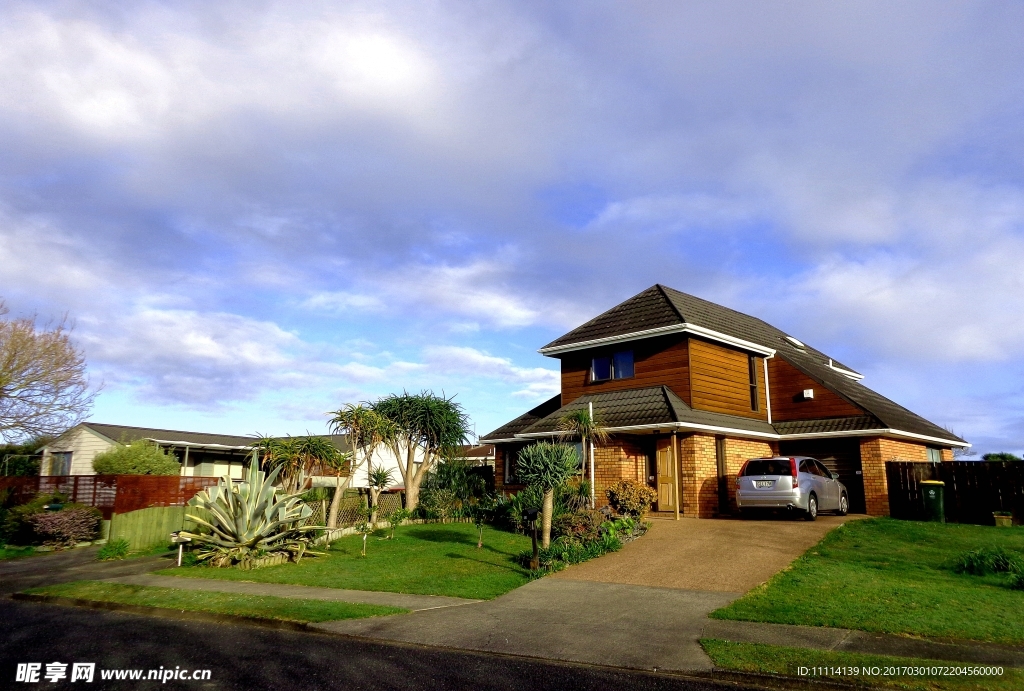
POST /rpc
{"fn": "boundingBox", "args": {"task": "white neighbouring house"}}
[39,422,492,491]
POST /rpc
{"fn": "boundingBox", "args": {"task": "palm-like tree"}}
[516,442,579,548]
[372,391,469,512]
[556,404,609,508]
[254,434,346,496]
[326,404,393,528]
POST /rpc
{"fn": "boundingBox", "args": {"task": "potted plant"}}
[993,511,1013,528]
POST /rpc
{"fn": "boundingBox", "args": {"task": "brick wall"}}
[859,437,930,516]
[591,436,647,505]
[722,438,776,515]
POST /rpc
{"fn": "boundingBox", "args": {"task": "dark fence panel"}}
[112,476,220,514]
[0,475,218,519]
[886,461,1024,525]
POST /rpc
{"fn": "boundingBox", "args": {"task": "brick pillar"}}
[679,434,717,517]
[859,437,930,516]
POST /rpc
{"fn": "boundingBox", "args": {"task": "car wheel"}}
[805,493,818,521]
[838,493,849,516]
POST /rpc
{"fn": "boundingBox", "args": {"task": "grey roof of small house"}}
[537,285,964,444]
[486,386,777,439]
[80,423,351,451]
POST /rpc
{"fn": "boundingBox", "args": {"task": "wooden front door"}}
[656,437,676,512]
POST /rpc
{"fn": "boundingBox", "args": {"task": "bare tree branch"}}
[0,300,96,442]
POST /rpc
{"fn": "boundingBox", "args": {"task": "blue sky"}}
[1,1,1023,455]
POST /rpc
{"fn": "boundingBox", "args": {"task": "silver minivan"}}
[735,456,849,520]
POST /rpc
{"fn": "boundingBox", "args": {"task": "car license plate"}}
[755,480,774,488]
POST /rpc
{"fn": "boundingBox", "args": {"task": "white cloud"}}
[424,345,559,398]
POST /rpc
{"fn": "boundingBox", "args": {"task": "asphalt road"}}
[1,600,755,691]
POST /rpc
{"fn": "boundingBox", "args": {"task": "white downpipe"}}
[763,355,773,425]
[589,401,596,508]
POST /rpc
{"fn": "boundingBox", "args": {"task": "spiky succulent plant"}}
[179,459,324,568]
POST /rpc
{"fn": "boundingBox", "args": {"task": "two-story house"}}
[481,285,968,517]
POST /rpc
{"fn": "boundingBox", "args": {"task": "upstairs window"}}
[591,350,633,382]
[748,355,760,411]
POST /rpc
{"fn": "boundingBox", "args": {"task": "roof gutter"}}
[539,323,777,358]
[145,438,254,451]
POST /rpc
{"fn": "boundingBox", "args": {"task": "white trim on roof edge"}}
[538,323,777,357]
[506,423,968,447]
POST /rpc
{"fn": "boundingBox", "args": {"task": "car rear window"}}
[742,459,793,476]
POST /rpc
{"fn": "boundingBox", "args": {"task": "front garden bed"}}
[711,518,1024,644]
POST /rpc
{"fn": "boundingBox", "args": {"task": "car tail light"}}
[736,460,749,486]
[790,457,799,488]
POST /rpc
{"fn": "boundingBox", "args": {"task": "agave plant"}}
[179,459,325,569]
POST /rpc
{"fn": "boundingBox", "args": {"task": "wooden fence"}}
[886,461,1024,525]
[0,475,218,519]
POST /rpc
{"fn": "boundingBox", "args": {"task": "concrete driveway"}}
[316,515,859,672]
[552,514,859,593]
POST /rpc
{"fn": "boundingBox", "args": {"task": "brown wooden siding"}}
[559,335,690,405]
[688,338,768,420]
[768,358,864,420]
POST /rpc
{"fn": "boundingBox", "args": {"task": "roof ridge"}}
[654,284,687,323]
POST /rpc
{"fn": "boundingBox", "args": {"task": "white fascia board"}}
[478,437,521,444]
[538,323,776,357]
[516,424,969,447]
[884,428,971,448]
[517,421,778,441]
[145,438,254,451]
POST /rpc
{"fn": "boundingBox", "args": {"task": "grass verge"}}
[26,581,407,623]
[711,518,1024,644]
[701,639,1024,691]
[0,546,38,560]
[160,523,533,600]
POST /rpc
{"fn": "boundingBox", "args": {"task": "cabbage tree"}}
[179,458,323,568]
[516,442,579,548]
[372,391,469,511]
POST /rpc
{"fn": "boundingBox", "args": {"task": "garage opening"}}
[778,438,866,513]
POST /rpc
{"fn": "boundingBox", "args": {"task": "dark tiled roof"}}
[773,416,883,435]
[85,423,258,447]
[83,423,351,451]
[539,284,964,445]
[542,286,683,351]
[480,396,562,441]
[516,386,777,437]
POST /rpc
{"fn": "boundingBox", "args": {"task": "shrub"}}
[552,509,603,542]
[1,492,68,545]
[420,487,459,522]
[30,507,100,548]
[93,440,180,475]
[97,538,130,560]
[606,479,657,517]
[953,547,1024,576]
[557,477,592,513]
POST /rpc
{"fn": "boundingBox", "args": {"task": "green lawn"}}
[0,546,38,560]
[27,581,406,623]
[159,523,534,600]
[701,639,1024,691]
[712,518,1024,644]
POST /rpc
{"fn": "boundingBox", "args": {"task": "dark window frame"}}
[590,350,635,383]
[748,355,760,411]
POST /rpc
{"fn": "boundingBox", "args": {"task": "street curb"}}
[12,592,314,632]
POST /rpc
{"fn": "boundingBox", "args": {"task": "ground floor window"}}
[927,447,943,463]
[50,452,72,475]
